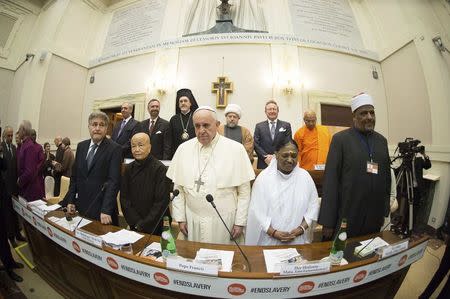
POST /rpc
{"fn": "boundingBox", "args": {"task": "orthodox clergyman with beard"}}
[218,104,254,162]
[318,93,391,240]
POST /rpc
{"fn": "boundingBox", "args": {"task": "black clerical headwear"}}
[175,88,199,115]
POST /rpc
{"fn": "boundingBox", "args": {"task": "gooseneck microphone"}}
[139,189,179,257]
[206,194,252,272]
[355,220,393,257]
[73,183,108,231]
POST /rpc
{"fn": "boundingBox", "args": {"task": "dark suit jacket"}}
[62,138,121,224]
[254,119,292,169]
[139,117,172,160]
[1,142,18,196]
[111,118,139,159]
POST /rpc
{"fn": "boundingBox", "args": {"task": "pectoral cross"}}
[194,177,204,192]
[212,76,233,108]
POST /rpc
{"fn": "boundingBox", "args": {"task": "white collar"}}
[123,116,132,123]
[89,139,103,147]
[267,119,278,125]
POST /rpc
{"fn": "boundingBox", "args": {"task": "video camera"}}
[398,138,425,156]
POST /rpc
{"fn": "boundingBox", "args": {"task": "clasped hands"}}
[269,226,305,242]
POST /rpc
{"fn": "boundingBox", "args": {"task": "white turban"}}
[224,103,242,118]
[351,93,374,112]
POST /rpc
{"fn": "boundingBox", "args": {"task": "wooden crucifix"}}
[211,76,233,108]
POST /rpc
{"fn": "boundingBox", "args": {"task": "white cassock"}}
[167,134,255,245]
[245,158,320,246]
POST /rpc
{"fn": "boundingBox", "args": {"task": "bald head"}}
[131,132,151,160]
[303,110,317,130]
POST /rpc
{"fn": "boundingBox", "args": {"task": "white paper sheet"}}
[263,248,302,273]
[101,229,144,245]
[195,248,234,272]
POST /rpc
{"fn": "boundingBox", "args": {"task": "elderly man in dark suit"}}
[0,142,23,282]
[111,102,139,159]
[63,112,122,225]
[1,126,25,247]
[254,100,292,169]
[139,99,172,160]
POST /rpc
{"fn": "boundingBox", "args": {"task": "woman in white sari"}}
[245,140,319,245]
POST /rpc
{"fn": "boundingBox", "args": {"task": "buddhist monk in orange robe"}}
[294,110,331,170]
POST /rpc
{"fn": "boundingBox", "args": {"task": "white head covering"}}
[224,103,242,118]
[351,93,374,112]
[194,105,216,113]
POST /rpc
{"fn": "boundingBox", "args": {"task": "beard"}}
[226,122,237,128]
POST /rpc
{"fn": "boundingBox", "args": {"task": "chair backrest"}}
[44,176,55,198]
[59,176,70,200]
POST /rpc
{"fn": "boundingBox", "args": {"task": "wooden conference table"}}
[13,198,427,299]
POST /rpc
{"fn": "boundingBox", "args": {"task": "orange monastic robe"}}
[294,125,331,170]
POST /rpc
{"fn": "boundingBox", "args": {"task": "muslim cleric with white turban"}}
[318,93,391,240]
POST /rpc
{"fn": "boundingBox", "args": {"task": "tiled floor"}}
[5,239,447,299]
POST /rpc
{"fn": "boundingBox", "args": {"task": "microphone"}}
[139,189,179,257]
[205,194,252,272]
[355,220,393,257]
[73,183,108,231]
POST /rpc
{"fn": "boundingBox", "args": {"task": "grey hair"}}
[20,120,33,136]
[2,125,13,139]
[88,111,109,126]
[123,102,134,112]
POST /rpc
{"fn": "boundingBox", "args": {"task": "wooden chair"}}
[46,176,70,204]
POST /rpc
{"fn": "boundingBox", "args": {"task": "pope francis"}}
[167,106,255,245]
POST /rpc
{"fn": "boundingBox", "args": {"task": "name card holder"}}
[75,229,103,248]
[278,261,331,276]
[379,240,409,259]
[166,257,219,277]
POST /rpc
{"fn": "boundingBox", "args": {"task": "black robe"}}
[120,156,170,235]
[169,112,196,157]
[318,127,391,238]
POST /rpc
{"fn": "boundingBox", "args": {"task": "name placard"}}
[381,240,409,259]
[314,164,325,171]
[18,196,28,207]
[75,229,103,248]
[280,261,331,276]
[166,257,219,277]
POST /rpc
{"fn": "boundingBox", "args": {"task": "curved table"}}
[13,198,427,299]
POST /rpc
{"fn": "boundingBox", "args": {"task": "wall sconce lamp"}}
[283,80,293,95]
[432,36,450,53]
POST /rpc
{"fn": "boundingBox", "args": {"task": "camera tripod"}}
[394,157,416,237]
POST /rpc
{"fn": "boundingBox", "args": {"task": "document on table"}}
[194,248,234,272]
[101,229,144,246]
[263,248,302,273]
[53,216,91,231]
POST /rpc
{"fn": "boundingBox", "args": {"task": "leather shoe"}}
[16,234,27,242]
[11,262,24,269]
[7,270,23,282]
